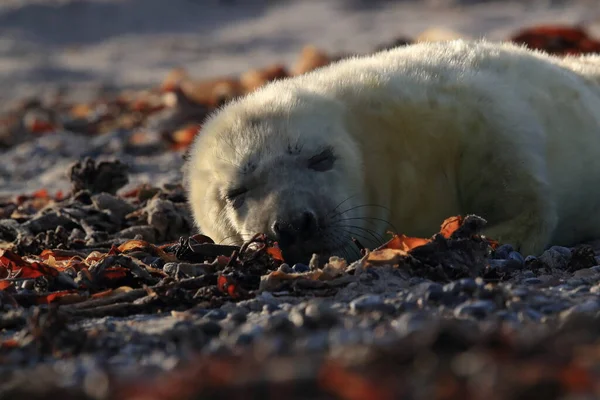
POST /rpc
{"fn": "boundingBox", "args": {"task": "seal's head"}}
[184,86,370,264]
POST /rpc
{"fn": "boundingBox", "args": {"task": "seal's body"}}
[185,40,600,262]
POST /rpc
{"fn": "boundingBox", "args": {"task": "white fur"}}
[185,40,600,257]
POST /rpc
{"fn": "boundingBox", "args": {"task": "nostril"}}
[271,220,292,245]
[299,210,317,235]
[271,210,318,245]
[271,220,280,236]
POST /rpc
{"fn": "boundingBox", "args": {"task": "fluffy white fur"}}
[185,40,600,259]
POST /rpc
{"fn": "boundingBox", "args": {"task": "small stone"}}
[264,314,295,333]
[278,263,293,273]
[390,311,432,336]
[566,278,587,287]
[494,244,514,259]
[228,311,247,324]
[300,302,340,329]
[508,251,524,265]
[518,308,543,322]
[350,294,394,313]
[524,255,538,264]
[328,328,363,347]
[521,270,535,278]
[560,300,600,319]
[573,268,600,278]
[233,324,264,346]
[288,309,306,328]
[510,287,529,297]
[262,303,279,313]
[495,310,519,323]
[522,278,542,285]
[292,263,309,273]
[296,332,329,352]
[568,286,590,294]
[21,279,34,291]
[196,320,222,336]
[454,300,496,320]
[423,283,444,302]
[204,309,227,320]
[487,259,521,275]
[443,278,478,295]
[539,246,571,269]
[539,303,569,315]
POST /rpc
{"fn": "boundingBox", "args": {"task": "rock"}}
[69,158,129,195]
[508,251,525,265]
[539,302,570,315]
[195,320,222,337]
[264,313,295,334]
[454,300,496,320]
[518,308,544,322]
[262,303,279,313]
[295,332,329,352]
[494,244,514,259]
[390,311,433,336]
[539,246,571,269]
[350,295,395,314]
[204,309,227,321]
[523,278,542,285]
[560,300,600,319]
[573,267,600,278]
[443,278,478,295]
[227,311,247,324]
[292,263,309,273]
[278,263,293,273]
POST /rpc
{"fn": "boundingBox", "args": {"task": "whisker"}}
[333,228,379,247]
[335,203,391,215]
[217,232,255,245]
[332,224,386,245]
[332,216,398,234]
[327,194,360,217]
[332,226,383,249]
[322,230,359,261]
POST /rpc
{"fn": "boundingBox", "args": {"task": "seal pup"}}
[184,40,600,263]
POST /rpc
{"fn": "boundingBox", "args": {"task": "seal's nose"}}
[271,210,318,246]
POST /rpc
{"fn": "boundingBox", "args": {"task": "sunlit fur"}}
[185,40,600,259]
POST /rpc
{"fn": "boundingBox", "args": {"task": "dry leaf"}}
[292,45,331,75]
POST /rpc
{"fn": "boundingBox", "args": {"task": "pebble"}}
[350,295,395,314]
[539,303,569,315]
[390,311,433,336]
[523,278,542,285]
[195,320,222,337]
[295,332,329,352]
[518,308,544,322]
[204,309,227,321]
[560,300,600,319]
[539,246,571,269]
[278,263,293,273]
[443,278,478,295]
[264,314,295,334]
[292,263,310,273]
[262,303,280,313]
[454,300,496,320]
[494,244,514,259]
[507,251,525,265]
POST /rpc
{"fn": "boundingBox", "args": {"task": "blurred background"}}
[0,0,599,196]
[0,0,598,103]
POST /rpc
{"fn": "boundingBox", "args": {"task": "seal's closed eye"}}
[226,187,248,209]
[308,147,336,171]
